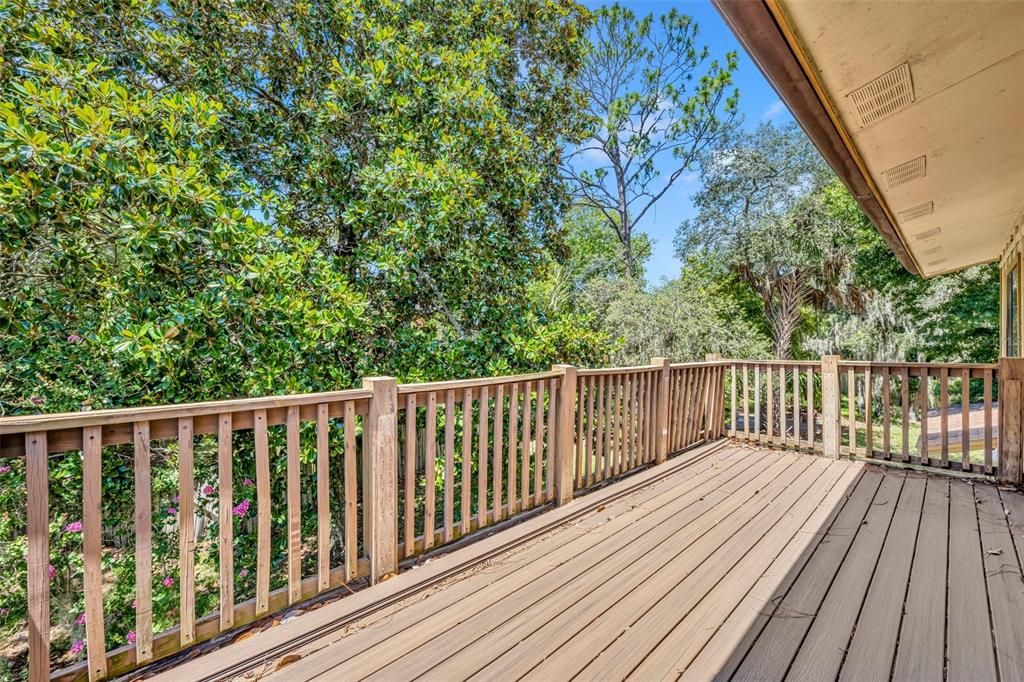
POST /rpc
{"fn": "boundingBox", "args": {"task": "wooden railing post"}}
[363,376,399,583]
[652,357,670,463]
[821,355,841,458]
[552,365,577,505]
[999,357,1024,486]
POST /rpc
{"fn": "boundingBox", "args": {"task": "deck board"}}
[151,442,1024,682]
[891,477,949,682]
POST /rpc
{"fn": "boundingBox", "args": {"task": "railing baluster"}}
[741,364,749,439]
[847,366,855,455]
[178,417,197,638]
[575,377,585,488]
[920,368,930,466]
[444,390,456,541]
[882,368,891,458]
[423,392,437,549]
[493,385,505,518]
[766,366,774,442]
[865,368,873,458]
[807,366,815,450]
[940,368,949,466]
[316,404,330,592]
[534,380,545,502]
[134,421,154,661]
[547,377,557,501]
[403,395,416,558]
[730,364,737,436]
[754,366,761,438]
[253,411,271,610]
[522,382,533,504]
[792,366,800,448]
[219,413,235,627]
[588,375,598,479]
[82,426,106,680]
[600,375,610,480]
[343,402,357,579]
[507,384,519,513]
[475,384,489,515]
[285,406,301,604]
[26,431,49,682]
[462,388,473,529]
[984,369,994,473]
[779,366,787,446]
[901,368,910,461]
[961,368,971,470]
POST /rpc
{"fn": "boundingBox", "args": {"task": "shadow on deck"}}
[154,441,1024,681]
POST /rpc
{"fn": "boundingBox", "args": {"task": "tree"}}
[564,3,739,279]
[675,123,862,359]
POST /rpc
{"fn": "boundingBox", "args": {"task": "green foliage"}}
[564,3,739,278]
[814,193,999,363]
[677,123,863,358]
[0,0,602,673]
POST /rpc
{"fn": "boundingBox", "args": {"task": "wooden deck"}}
[156,442,1024,681]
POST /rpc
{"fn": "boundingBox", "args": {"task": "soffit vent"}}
[914,226,942,241]
[920,245,942,257]
[882,156,927,190]
[899,201,934,222]
[847,63,915,127]
[928,257,948,268]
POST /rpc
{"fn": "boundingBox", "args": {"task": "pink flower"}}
[131,599,136,610]
[67,334,82,343]
[167,507,177,516]
[48,564,56,579]
[0,608,9,618]
[126,631,136,645]
[238,568,249,578]
[232,499,251,518]
[243,478,254,487]
[173,495,179,503]
[30,396,44,405]
[70,639,85,655]
[75,612,86,626]
[64,521,83,533]
[0,466,10,474]
[202,485,214,495]
[162,576,174,588]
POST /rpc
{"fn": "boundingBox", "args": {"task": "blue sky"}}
[578,0,793,284]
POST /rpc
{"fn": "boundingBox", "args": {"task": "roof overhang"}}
[714,0,1024,278]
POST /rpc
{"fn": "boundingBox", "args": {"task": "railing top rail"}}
[397,370,561,394]
[0,387,373,435]
[720,359,821,367]
[668,360,732,369]
[837,360,999,370]
[578,365,661,376]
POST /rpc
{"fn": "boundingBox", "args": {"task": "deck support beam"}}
[999,357,1023,486]
[363,376,399,583]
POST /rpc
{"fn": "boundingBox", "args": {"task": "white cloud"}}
[761,98,787,121]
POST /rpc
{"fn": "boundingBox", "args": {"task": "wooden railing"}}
[725,357,1002,477]
[0,358,725,681]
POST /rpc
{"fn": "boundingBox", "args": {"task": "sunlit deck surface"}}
[159,443,1024,681]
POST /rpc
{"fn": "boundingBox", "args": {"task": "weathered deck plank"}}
[891,476,949,682]
[839,474,926,681]
[947,479,999,682]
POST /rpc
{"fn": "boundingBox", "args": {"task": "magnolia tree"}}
[563,4,739,279]
[676,123,863,359]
